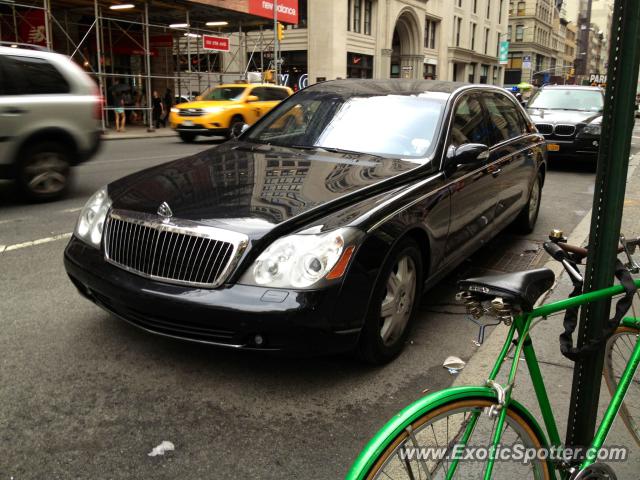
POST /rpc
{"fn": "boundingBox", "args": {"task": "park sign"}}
[202,35,230,52]
[499,41,509,65]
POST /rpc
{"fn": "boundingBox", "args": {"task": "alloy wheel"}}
[379,255,417,346]
[23,151,69,195]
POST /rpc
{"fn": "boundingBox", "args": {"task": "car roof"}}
[216,83,290,89]
[304,79,501,97]
[539,85,603,91]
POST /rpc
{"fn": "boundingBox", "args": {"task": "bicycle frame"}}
[456,278,640,480]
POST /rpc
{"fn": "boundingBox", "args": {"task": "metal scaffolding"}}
[0,0,275,131]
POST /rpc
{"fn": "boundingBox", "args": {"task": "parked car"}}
[64,80,546,364]
[0,44,102,201]
[526,85,604,164]
[169,83,293,142]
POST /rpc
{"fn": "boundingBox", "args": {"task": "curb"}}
[452,152,640,388]
[101,132,179,141]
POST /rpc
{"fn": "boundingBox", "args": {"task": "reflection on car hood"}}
[107,142,421,236]
[527,108,601,125]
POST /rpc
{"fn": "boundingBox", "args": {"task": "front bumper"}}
[63,236,361,354]
[544,136,599,158]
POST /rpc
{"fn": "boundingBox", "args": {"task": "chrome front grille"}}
[104,210,248,288]
[554,124,576,136]
[535,123,554,135]
[178,108,204,117]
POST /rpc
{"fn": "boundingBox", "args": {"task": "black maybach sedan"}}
[64,80,547,364]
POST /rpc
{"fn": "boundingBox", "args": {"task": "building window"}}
[347,52,373,78]
[487,0,491,19]
[507,25,512,41]
[499,0,504,22]
[347,0,352,31]
[515,24,524,41]
[456,17,462,47]
[353,0,361,33]
[468,63,476,83]
[423,63,437,79]
[473,0,477,13]
[364,0,372,35]
[480,64,489,83]
[424,18,437,49]
[457,0,462,7]
[470,23,476,50]
[517,1,525,15]
[484,28,490,54]
[508,52,523,68]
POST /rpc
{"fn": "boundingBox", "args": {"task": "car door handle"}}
[0,107,27,116]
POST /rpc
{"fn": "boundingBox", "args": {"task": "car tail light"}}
[93,86,104,120]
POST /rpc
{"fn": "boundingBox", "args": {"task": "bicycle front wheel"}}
[360,398,550,480]
[603,326,640,447]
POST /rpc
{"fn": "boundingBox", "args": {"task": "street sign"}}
[401,65,413,71]
[499,41,509,65]
[523,55,532,69]
[589,73,607,84]
[202,35,229,52]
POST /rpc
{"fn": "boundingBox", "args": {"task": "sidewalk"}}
[453,153,640,477]
[101,125,178,141]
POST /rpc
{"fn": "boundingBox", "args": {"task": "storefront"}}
[347,52,373,79]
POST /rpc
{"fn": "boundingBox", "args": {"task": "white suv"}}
[0,45,102,201]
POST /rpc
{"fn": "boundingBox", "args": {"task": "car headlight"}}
[580,123,601,136]
[203,107,223,114]
[170,107,179,113]
[74,187,111,249]
[239,228,362,289]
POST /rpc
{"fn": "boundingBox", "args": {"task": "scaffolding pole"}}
[144,1,153,131]
[94,0,105,131]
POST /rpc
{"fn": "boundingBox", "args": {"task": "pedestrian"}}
[162,88,172,127]
[110,78,128,132]
[152,90,164,129]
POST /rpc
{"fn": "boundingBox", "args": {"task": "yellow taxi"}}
[169,83,293,142]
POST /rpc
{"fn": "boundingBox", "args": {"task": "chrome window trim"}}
[104,209,249,289]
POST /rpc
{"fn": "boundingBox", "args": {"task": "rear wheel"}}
[17,141,71,201]
[603,326,640,447]
[357,238,422,364]
[513,172,542,234]
[227,115,245,139]
[360,398,551,479]
[179,132,197,143]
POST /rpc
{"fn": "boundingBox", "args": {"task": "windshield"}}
[528,89,603,112]
[202,86,246,101]
[245,91,445,159]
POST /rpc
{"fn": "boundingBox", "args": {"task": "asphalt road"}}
[1,131,639,479]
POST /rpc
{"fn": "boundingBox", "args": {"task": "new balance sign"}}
[248,0,299,25]
[202,35,229,52]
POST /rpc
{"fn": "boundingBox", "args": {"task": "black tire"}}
[357,238,423,364]
[227,115,245,140]
[513,172,542,234]
[17,141,72,202]
[179,132,197,143]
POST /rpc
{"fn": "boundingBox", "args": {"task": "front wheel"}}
[603,326,640,447]
[178,132,197,143]
[17,141,72,201]
[351,398,551,479]
[513,172,542,234]
[357,238,423,364]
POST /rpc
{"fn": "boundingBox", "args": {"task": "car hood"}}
[175,100,240,109]
[527,108,602,125]
[107,142,424,237]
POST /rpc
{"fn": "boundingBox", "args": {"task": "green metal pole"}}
[565,0,640,449]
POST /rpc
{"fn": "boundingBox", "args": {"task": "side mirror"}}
[246,95,259,103]
[448,143,490,168]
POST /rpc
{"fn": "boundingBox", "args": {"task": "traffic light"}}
[570,67,575,76]
[277,22,284,41]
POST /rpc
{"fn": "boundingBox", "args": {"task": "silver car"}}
[0,44,102,201]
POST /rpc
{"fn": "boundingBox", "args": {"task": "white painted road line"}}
[0,232,72,253]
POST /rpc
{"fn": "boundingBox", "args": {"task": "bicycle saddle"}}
[458,268,555,311]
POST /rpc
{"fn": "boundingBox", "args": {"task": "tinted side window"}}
[266,88,290,101]
[251,87,268,101]
[2,55,70,95]
[483,93,525,144]
[450,95,490,146]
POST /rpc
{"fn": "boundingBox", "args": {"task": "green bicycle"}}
[347,232,640,480]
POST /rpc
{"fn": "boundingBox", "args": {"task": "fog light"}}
[593,140,599,147]
[254,334,265,346]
